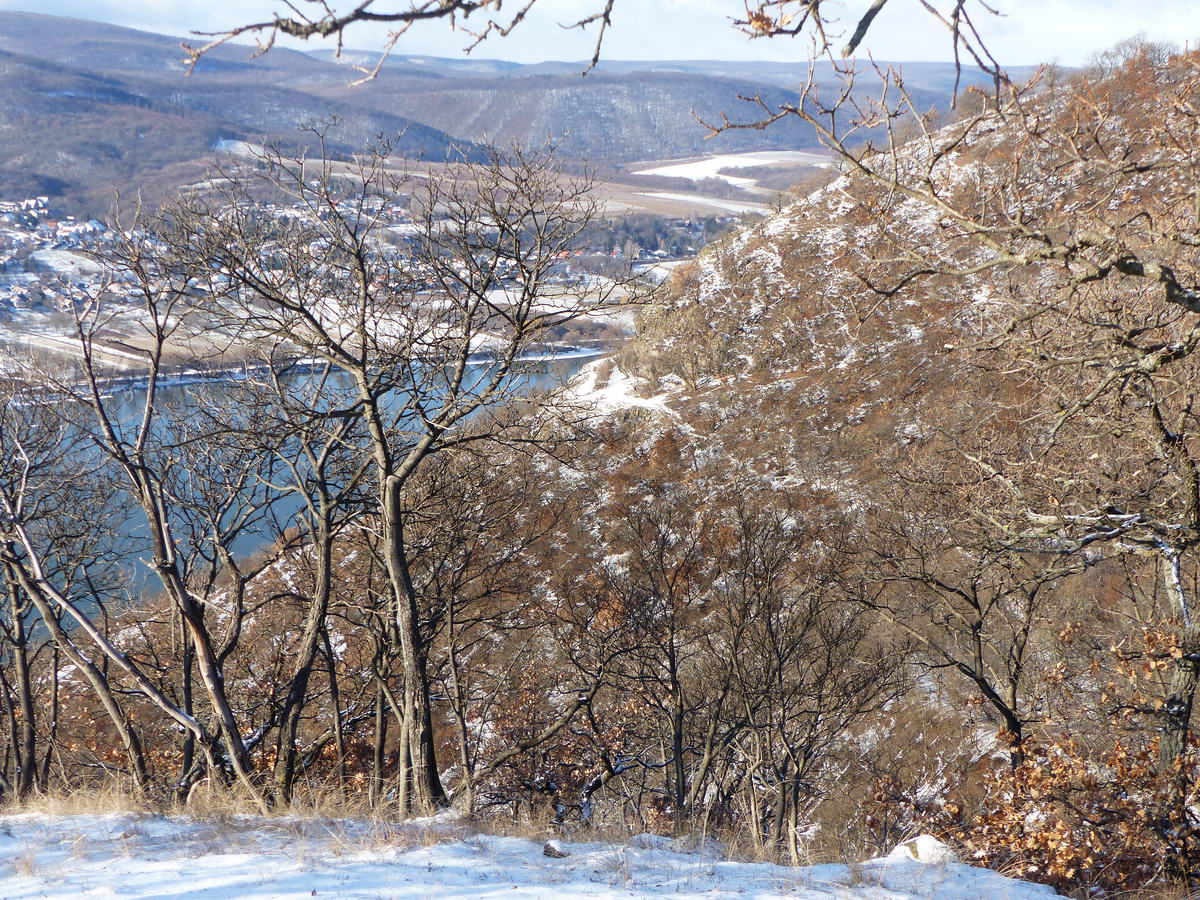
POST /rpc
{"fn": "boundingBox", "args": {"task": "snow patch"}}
[564,359,678,418]
[0,814,1061,899]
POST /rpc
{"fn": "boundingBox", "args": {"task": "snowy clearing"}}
[29,249,103,277]
[213,139,267,157]
[565,359,678,418]
[0,813,1059,899]
[633,151,834,187]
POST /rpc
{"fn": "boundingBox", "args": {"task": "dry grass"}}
[593,847,634,885]
[11,847,38,877]
[0,782,479,866]
[6,782,151,818]
[176,776,384,821]
[1,781,398,832]
[467,809,691,858]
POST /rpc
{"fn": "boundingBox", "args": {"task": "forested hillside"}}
[305,70,846,161]
[616,44,1200,892]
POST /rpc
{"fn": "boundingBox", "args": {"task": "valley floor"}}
[0,811,1059,899]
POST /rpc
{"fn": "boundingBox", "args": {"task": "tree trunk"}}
[322,627,347,787]
[178,617,196,802]
[273,517,333,802]
[7,581,36,798]
[22,585,148,791]
[371,685,387,808]
[40,644,59,789]
[1159,624,1200,802]
[382,479,446,811]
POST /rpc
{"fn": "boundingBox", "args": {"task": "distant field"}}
[210,143,775,219]
[632,150,834,188]
[618,191,768,216]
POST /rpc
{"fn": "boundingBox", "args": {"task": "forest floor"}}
[0,810,1060,899]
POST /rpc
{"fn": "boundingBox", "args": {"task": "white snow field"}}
[633,152,834,187]
[564,359,678,418]
[0,812,1059,899]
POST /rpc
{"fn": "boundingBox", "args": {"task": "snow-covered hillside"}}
[0,813,1058,899]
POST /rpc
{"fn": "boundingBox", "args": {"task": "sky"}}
[0,0,1195,66]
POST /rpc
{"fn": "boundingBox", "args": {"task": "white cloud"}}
[0,0,1194,65]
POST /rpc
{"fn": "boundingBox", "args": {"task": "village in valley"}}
[0,196,107,311]
[0,189,722,375]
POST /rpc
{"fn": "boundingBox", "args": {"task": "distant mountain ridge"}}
[0,11,475,213]
[308,52,1044,160]
[311,49,1043,95]
[303,68,854,162]
[0,10,1045,214]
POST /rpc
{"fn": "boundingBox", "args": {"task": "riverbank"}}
[7,343,610,398]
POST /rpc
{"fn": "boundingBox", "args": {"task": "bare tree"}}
[0,374,153,791]
[853,442,1081,767]
[155,138,624,810]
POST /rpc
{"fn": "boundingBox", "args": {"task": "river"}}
[70,351,600,598]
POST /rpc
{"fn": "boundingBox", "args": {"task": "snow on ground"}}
[634,152,834,187]
[0,813,1059,899]
[565,359,678,418]
[213,139,267,157]
[633,258,692,284]
[29,249,103,277]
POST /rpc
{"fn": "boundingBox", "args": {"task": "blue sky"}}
[0,0,1195,65]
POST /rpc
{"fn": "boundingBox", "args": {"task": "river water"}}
[77,352,599,598]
